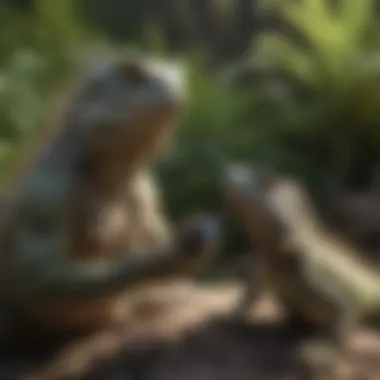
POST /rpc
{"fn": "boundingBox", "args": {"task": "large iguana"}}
[222,164,380,366]
[0,54,219,339]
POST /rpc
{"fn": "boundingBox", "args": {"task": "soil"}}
[0,280,379,380]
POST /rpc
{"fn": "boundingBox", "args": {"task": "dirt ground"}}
[0,280,380,380]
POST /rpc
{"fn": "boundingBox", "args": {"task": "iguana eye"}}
[120,61,147,85]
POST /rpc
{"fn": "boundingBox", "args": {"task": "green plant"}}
[232,0,380,200]
[0,0,96,182]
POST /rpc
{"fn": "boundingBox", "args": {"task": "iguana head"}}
[222,164,285,247]
[222,163,317,237]
[222,163,274,213]
[65,55,185,159]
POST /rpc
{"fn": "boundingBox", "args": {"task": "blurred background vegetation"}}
[1,0,379,266]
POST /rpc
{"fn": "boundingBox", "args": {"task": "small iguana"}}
[222,164,380,366]
[0,54,219,339]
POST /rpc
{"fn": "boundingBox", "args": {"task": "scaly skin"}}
[0,56,219,335]
[222,164,380,366]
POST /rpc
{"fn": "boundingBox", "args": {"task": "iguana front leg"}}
[8,215,220,301]
[235,253,266,319]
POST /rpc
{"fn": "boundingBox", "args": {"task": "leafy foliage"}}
[0,0,90,180]
[236,0,380,197]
